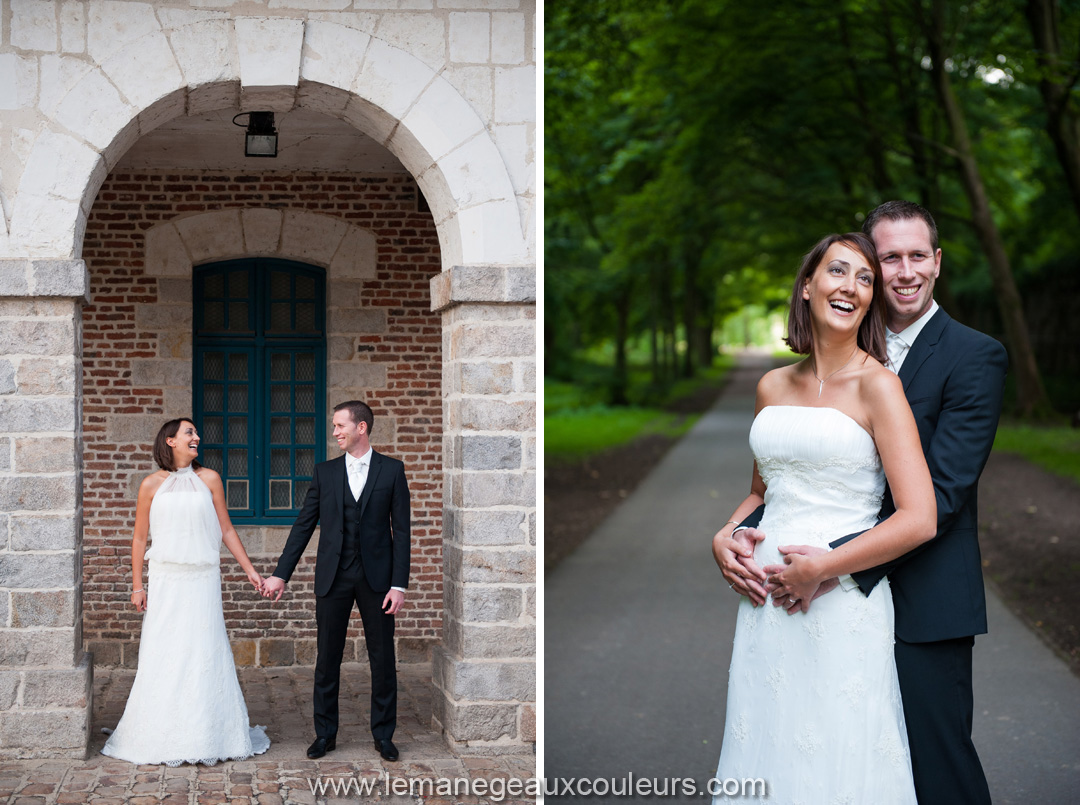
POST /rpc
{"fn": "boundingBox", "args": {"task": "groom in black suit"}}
[262,400,410,762]
[720,201,1006,804]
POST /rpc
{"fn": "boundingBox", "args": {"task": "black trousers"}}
[895,635,990,805]
[314,563,396,741]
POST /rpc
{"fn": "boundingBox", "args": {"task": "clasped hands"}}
[713,527,839,614]
[257,575,405,614]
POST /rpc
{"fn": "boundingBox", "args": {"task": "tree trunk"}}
[1025,0,1080,221]
[610,280,632,406]
[922,0,1048,416]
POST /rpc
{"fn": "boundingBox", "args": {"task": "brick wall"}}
[79,171,443,667]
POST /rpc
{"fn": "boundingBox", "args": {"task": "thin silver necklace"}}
[811,346,859,398]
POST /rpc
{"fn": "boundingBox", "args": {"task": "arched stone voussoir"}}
[143,210,377,281]
[300,20,371,95]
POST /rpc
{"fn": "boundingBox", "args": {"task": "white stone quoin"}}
[0,0,535,758]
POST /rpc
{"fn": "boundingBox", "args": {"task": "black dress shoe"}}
[307,736,336,759]
[374,738,399,761]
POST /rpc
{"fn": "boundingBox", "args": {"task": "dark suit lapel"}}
[358,450,383,518]
[898,307,950,392]
[328,455,345,513]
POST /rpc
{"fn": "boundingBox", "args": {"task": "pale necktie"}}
[347,459,367,500]
[886,333,906,375]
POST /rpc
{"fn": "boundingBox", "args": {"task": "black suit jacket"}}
[745,309,1008,643]
[273,451,411,596]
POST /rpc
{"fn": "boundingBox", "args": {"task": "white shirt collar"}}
[346,447,372,470]
[887,299,939,347]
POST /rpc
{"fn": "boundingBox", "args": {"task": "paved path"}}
[545,353,1080,803]
[1,663,534,804]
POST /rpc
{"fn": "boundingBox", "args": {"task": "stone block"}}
[442,658,534,701]
[236,17,304,89]
[460,435,520,471]
[505,266,535,303]
[101,31,184,112]
[295,639,318,666]
[439,136,516,211]
[459,398,533,432]
[11,0,58,51]
[0,630,73,666]
[375,13,446,72]
[240,209,282,254]
[327,361,388,391]
[461,547,533,584]
[105,414,160,447]
[456,200,529,264]
[329,226,377,280]
[0,362,14,395]
[14,437,76,474]
[22,665,89,708]
[460,361,513,395]
[14,358,77,396]
[188,80,239,116]
[444,64,493,127]
[87,0,161,62]
[0,320,76,357]
[134,304,191,331]
[328,336,355,361]
[453,321,532,359]
[524,586,534,619]
[232,639,256,667]
[494,64,534,124]
[156,279,191,306]
[60,2,86,53]
[0,709,86,752]
[279,212,349,267]
[399,76,488,174]
[0,673,19,710]
[120,641,140,669]
[440,701,517,742]
[168,18,237,87]
[449,12,490,63]
[11,590,76,628]
[518,359,535,395]
[328,307,386,334]
[131,359,191,388]
[0,553,76,590]
[29,260,89,298]
[259,639,294,667]
[447,620,532,659]
[0,261,30,295]
[86,640,120,667]
[0,592,7,628]
[520,703,535,742]
[300,21,371,89]
[448,582,522,623]
[144,225,192,277]
[354,38,433,121]
[0,397,76,433]
[396,637,433,664]
[10,515,78,551]
[53,67,136,151]
[175,210,244,263]
[491,13,526,64]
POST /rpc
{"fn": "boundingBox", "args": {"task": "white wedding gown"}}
[713,406,916,804]
[102,466,270,766]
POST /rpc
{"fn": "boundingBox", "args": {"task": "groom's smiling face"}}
[332,409,369,456]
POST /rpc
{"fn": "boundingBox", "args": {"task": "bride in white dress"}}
[710,233,937,804]
[102,418,271,766]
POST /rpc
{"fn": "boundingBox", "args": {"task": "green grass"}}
[993,424,1080,484]
[544,405,699,465]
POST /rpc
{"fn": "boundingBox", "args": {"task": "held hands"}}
[131,590,147,612]
[714,527,769,606]
[246,569,265,594]
[763,545,838,614]
[382,589,405,615]
[261,576,286,602]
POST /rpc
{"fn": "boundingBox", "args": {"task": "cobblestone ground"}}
[0,664,535,804]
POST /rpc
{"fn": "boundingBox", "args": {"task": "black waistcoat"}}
[340,470,362,571]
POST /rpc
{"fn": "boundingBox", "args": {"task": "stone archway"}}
[0,15,534,757]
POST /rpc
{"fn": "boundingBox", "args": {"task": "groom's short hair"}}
[334,400,374,434]
[862,200,940,251]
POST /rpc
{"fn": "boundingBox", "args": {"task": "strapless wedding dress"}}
[712,406,916,804]
[102,466,270,766]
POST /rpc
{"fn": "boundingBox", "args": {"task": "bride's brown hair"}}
[153,418,203,471]
[783,232,888,364]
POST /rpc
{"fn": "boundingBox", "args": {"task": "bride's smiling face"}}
[167,421,200,464]
[802,243,875,333]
